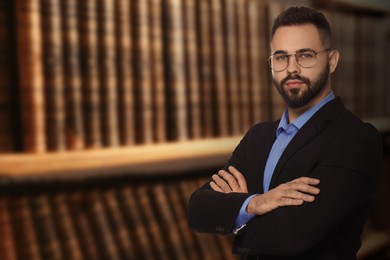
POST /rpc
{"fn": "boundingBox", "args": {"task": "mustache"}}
[280,74,310,86]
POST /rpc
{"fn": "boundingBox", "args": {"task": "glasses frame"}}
[267,48,331,72]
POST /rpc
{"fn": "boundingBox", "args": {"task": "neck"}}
[287,88,331,123]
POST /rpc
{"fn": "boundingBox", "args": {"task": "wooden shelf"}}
[0,136,242,181]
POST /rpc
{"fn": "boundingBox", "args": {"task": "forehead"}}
[271,24,323,53]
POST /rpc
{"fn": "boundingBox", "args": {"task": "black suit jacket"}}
[188,98,383,259]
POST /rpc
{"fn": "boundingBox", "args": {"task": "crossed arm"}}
[210,166,320,216]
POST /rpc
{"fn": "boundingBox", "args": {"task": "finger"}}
[277,197,304,206]
[218,170,240,191]
[293,177,320,185]
[280,189,316,202]
[212,174,232,192]
[210,181,223,192]
[228,166,248,191]
[286,182,320,195]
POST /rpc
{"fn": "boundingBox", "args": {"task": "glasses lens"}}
[270,53,288,71]
[296,50,316,68]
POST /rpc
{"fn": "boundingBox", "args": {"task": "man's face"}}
[270,24,333,109]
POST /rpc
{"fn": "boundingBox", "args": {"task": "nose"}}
[286,55,301,74]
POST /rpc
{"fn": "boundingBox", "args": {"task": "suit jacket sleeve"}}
[187,124,263,235]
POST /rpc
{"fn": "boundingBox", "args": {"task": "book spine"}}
[51,193,83,260]
[30,194,63,260]
[41,0,67,151]
[210,0,229,137]
[223,0,241,135]
[149,0,167,143]
[152,183,187,259]
[133,0,154,144]
[86,191,121,260]
[102,189,138,260]
[235,0,251,132]
[182,0,201,139]
[68,192,100,259]
[0,197,18,260]
[119,186,156,259]
[0,0,16,153]
[114,0,136,145]
[136,185,171,260]
[61,0,85,150]
[165,0,188,141]
[247,0,268,124]
[97,0,120,147]
[9,197,42,260]
[78,0,102,148]
[165,182,200,260]
[15,0,46,152]
[197,0,215,138]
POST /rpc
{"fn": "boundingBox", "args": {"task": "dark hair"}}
[271,6,332,48]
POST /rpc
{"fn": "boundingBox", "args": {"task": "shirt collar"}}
[277,91,335,137]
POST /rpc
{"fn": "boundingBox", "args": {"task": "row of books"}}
[0,175,238,260]
[0,0,389,153]
[0,0,271,153]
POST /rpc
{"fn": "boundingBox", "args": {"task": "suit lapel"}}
[269,97,345,189]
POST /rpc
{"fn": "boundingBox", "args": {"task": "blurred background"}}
[0,0,389,259]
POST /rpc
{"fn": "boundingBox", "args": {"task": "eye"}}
[274,54,288,61]
[298,51,315,59]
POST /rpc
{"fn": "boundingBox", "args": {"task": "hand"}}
[247,177,320,216]
[210,166,248,193]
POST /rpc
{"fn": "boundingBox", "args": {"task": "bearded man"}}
[188,6,382,260]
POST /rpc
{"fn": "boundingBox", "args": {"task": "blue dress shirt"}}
[234,91,335,230]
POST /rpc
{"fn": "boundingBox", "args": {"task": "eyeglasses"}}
[267,48,331,72]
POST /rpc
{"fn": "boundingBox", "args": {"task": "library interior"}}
[0,0,389,259]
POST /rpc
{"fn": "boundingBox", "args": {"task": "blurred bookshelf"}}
[0,0,389,259]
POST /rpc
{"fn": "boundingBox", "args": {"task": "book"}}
[149,0,167,143]
[247,0,269,124]
[30,194,63,259]
[97,0,120,147]
[223,0,241,135]
[136,184,171,259]
[151,183,187,259]
[102,189,138,260]
[114,0,136,146]
[0,197,17,260]
[78,0,102,148]
[133,0,154,144]
[210,0,229,137]
[164,0,188,141]
[41,0,66,151]
[41,0,67,152]
[9,196,41,260]
[182,0,202,139]
[197,0,215,138]
[0,0,16,153]
[119,186,156,259]
[51,193,83,260]
[165,182,200,260]
[67,192,100,259]
[86,190,121,260]
[60,0,85,150]
[235,0,251,133]
[14,0,46,152]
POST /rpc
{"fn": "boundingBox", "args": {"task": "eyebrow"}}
[272,48,315,55]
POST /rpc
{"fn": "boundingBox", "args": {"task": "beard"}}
[273,65,330,109]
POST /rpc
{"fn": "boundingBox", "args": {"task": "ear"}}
[328,49,339,73]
